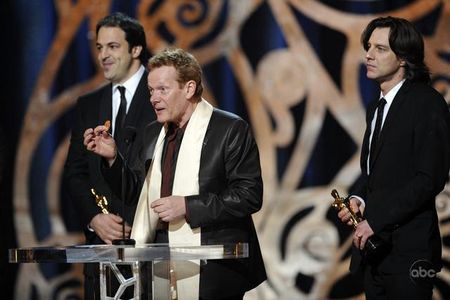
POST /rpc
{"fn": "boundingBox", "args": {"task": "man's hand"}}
[337,197,365,226]
[83,124,117,165]
[151,196,186,222]
[353,220,374,250]
[89,213,131,244]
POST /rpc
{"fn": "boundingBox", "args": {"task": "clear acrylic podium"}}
[9,243,248,299]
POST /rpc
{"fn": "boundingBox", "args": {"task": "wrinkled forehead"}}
[148,66,179,86]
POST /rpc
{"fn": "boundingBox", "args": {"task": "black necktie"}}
[369,98,387,168]
[114,86,127,140]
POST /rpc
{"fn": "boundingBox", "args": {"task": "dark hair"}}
[361,16,430,83]
[148,48,204,99]
[96,12,149,65]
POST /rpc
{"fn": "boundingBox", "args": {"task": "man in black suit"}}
[63,12,155,299]
[338,16,450,299]
[84,48,266,299]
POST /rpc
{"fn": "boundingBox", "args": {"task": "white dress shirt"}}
[111,65,145,136]
[367,79,405,174]
[353,79,405,209]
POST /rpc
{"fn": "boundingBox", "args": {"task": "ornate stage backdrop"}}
[1,0,449,299]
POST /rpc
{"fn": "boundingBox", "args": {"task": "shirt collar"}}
[380,79,405,106]
[112,65,145,98]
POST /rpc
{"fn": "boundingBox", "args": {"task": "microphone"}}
[113,126,137,246]
[123,126,137,149]
[114,126,137,162]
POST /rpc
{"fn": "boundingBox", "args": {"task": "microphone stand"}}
[113,127,137,246]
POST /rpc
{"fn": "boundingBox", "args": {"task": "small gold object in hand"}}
[91,188,109,214]
[330,189,362,227]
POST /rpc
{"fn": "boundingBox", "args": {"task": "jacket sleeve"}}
[63,98,101,228]
[185,118,263,228]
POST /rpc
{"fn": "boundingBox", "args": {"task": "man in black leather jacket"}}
[84,48,267,299]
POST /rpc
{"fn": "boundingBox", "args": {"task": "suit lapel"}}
[124,71,149,129]
[370,81,410,169]
[98,83,113,134]
[144,123,163,159]
[361,101,378,175]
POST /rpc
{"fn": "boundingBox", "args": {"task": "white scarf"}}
[131,99,214,299]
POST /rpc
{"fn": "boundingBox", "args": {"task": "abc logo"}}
[409,259,436,286]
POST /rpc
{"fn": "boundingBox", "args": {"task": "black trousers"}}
[364,264,433,300]
[84,272,100,300]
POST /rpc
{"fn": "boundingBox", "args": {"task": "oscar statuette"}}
[91,188,109,214]
[331,189,389,263]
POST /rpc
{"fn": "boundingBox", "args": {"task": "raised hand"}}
[83,123,117,164]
